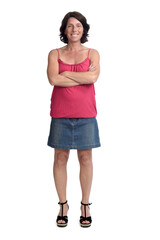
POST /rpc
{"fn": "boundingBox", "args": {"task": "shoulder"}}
[89,48,100,62]
[90,48,100,57]
[48,49,59,60]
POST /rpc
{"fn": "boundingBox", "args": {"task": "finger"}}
[89,65,96,69]
[90,66,96,71]
[90,65,96,69]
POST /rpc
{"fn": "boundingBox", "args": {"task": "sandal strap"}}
[57,215,68,224]
[58,200,68,217]
[81,202,92,206]
[80,216,92,224]
[58,200,68,205]
[81,202,92,218]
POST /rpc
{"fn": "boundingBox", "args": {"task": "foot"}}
[81,203,91,224]
[57,202,69,224]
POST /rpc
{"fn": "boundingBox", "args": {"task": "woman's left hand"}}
[88,64,96,72]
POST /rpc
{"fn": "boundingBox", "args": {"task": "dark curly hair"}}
[59,11,90,44]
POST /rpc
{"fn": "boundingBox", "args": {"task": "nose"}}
[72,26,78,31]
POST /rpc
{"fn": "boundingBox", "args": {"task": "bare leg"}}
[53,149,70,223]
[77,149,93,224]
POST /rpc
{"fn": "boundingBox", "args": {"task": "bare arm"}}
[60,49,100,84]
[47,50,80,87]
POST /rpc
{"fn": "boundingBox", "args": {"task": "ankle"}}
[59,199,67,203]
[81,200,89,204]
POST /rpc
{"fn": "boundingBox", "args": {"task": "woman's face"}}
[65,17,84,43]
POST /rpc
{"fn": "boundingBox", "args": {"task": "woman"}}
[47,11,101,228]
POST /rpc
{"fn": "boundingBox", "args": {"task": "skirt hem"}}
[47,141,101,150]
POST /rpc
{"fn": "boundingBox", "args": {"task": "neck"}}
[66,42,83,51]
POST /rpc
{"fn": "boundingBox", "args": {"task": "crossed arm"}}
[47,49,100,87]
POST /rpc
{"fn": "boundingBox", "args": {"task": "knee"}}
[78,153,92,167]
[54,150,69,167]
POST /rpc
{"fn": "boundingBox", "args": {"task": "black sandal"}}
[80,202,92,228]
[56,200,69,227]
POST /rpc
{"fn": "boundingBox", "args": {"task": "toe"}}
[82,220,87,224]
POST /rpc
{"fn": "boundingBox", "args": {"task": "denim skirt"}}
[47,117,101,150]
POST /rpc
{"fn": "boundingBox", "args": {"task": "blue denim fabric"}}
[47,118,101,150]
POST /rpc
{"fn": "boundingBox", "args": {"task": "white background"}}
[0,0,160,239]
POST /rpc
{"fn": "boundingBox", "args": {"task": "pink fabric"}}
[50,49,97,118]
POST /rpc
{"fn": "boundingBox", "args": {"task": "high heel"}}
[80,202,92,227]
[56,200,69,227]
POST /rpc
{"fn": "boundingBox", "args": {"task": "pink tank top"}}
[50,48,97,118]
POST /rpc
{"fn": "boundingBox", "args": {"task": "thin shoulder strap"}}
[88,48,91,58]
[56,48,60,59]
